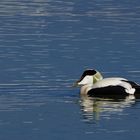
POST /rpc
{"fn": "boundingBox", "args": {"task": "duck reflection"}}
[80,95,136,122]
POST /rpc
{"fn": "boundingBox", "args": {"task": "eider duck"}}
[74,69,140,98]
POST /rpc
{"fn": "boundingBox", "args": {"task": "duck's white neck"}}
[79,71,103,95]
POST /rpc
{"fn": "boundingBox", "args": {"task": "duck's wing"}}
[123,80,139,87]
[123,80,140,94]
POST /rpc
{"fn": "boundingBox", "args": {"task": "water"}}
[0,0,140,139]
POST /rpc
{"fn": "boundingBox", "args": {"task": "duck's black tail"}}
[134,87,140,98]
[126,80,140,97]
[135,86,140,93]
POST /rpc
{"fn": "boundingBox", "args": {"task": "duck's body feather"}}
[88,79,140,97]
[88,85,128,98]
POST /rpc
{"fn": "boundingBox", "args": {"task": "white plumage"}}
[91,78,135,94]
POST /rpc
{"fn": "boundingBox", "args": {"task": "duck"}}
[74,69,140,98]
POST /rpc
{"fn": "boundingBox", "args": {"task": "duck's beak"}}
[73,81,80,87]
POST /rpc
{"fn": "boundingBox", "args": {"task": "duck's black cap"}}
[73,69,97,87]
[79,69,97,81]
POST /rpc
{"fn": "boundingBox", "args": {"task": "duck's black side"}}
[87,86,128,99]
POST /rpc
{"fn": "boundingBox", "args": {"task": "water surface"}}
[0,0,140,140]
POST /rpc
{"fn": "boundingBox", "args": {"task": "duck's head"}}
[74,69,103,86]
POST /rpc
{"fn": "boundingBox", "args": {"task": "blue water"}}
[0,0,140,139]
